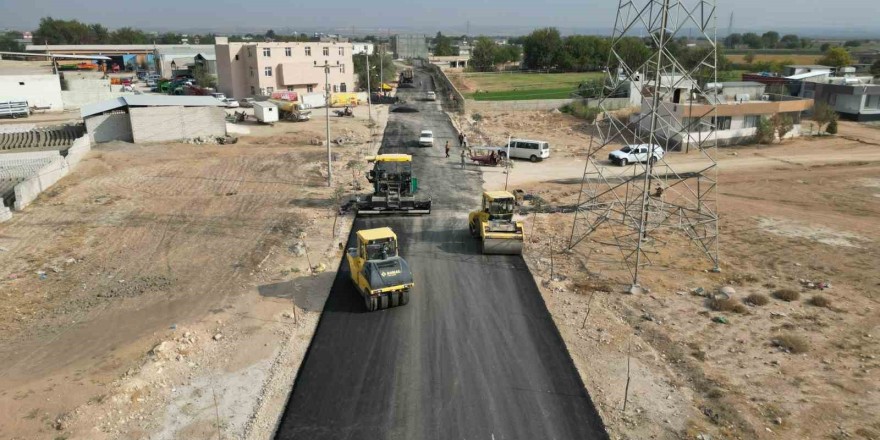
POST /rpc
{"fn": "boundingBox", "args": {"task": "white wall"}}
[0,74,64,112]
[129,106,226,143]
[85,112,133,143]
[835,94,866,114]
[5,135,91,212]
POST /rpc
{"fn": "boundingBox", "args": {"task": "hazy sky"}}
[0,0,875,36]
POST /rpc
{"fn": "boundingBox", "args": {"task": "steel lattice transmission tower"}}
[568,0,721,289]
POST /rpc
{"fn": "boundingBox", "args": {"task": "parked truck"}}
[400,68,414,84]
[300,92,326,109]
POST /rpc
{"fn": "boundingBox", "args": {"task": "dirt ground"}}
[0,105,388,439]
[458,111,880,439]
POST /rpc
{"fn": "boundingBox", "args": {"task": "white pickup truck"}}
[608,144,665,166]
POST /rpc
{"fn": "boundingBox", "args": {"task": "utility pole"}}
[315,61,341,187]
[365,53,373,122]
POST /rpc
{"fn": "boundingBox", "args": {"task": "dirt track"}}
[0,109,384,439]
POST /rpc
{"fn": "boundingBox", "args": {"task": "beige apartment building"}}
[215,37,355,100]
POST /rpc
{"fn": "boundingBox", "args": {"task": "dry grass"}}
[773,289,801,302]
[772,335,811,354]
[809,295,832,308]
[709,297,749,314]
[745,293,770,306]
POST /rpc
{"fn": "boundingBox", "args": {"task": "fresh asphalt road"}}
[274,67,609,439]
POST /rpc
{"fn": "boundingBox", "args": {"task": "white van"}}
[502,139,550,162]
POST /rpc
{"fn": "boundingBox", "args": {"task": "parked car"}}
[608,144,664,166]
[418,130,434,147]
[501,139,550,162]
[426,91,436,101]
[239,98,256,108]
[221,98,240,108]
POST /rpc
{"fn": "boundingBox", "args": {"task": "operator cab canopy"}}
[485,190,515,201]
[357,226,397,243]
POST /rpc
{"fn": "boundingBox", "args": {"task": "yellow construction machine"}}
[346,227,414,311]
[468,191,525,255]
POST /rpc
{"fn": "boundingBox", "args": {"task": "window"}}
[234,54,239,61]
[285,47,291,57]
[307,85,314,93]
[332,84,338,92]
[340,83,347,92]
[267,87,274,94]
[249,67,254,78]
[260,88,265,95]
[338,47,344,56]
[340,64,345,73]
[262,47,271,57]
[743,115,760,129]
[264,66,273,77]
[287,86,294,91]
[866,95,880,110]
[711,116,732,130]
[323,47,329,56]
[305,46,311,56]
[250,86,255,95]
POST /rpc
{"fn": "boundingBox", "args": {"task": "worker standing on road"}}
[445,141,451,158]
[460,149,467,169]
[458,132,464,146]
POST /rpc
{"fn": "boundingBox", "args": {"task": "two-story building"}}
[637,79,813,149]
[215,37,355,100]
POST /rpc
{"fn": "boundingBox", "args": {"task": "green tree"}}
[761,31,780,48]
[89,24,109,43]
[109,27,148,44]
[191,63,216,88]
[843,40,862,48]
[265,29,277,40]
[157,32,181,44]
[34,17,92,44]
[742,32,763,49]
[613,37,651,70]
[559,35,609,71]
[353,52,395,91]
[871,60,880,77]
[744,52,756,64]
[780,34,800,49]
[0,32,23,52]
[819,47,852,68]
[724,33,742,49]
[493,44,521,65]
[755,116,775,144]
[812,101,837,133]
[470,36,497,72]
[522,27,563,70]
[432,32,455,56]
[820,42,832,52]
[772,114,794,142]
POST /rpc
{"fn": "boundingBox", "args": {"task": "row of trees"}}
[470,37,522,72]
[31,17,217,45]
[724,31,811,50]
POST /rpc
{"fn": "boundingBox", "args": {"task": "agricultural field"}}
[728,53,823,65]
[448,71,605,101]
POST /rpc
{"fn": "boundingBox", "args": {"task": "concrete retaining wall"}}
[129,106,226,143]
[466,97,633,113]
[86,112,133,143]
[13,154,69,210]
[422,61,465,113]
[5,135,91,212]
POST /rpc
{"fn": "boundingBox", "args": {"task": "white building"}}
[638,79,814,148]
[0,61,64,112]
[352,42,375,55]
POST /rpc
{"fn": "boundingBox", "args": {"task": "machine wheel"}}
[530,155,539,162]
[400,290,410,305]
[365,296,378,312]
[620,158,628,167]
[379,295,389,310]
[390,293,400,308]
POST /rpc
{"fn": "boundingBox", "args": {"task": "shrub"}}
[745,293,770,306]
[772,335,810,353]
[773,289,800,302]
[561,101,601,122]
[471,112,483,122]
[826,117,838,134]
[809,295,832,308]
[709,297,748,313]
[755,116,775,144]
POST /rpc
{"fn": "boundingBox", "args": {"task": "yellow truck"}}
[468,191,525,255]
[330,92,362,107]
[346,227,414,311]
